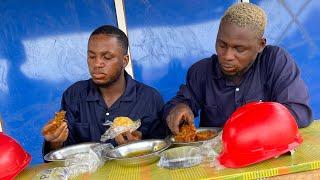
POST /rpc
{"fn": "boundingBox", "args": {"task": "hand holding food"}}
[115,130,142,145]
[166,103,194,135]
[42,111,68,146]
[100,116,141,142]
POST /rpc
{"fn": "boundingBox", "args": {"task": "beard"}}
[94,68,123,88]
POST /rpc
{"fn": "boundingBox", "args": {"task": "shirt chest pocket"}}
[245,85,266,104]
[69,122,91,142]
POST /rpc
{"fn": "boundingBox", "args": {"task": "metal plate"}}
[105,139,171,166]
[169,127,221,147]
[44,142,100,161]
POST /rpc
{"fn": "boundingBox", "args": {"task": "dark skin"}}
[42,34,141,149]
[167,21,266,135]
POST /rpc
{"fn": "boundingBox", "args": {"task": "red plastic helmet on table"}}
[0,132,31,180]
[218,102,303,168]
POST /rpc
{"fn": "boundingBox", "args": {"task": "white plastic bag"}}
[33,143,113,179]
[100,118,141,142]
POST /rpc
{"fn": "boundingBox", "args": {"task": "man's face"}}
[87,34,128,87]
[215,21,265,76]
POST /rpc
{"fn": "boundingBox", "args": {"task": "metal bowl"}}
[169,127,221,147]
[105,139,171,166]
[159,146,202,169]
[44,142,100,162]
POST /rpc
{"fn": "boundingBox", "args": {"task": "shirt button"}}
[106,112,110,116]
[235,88,240,92]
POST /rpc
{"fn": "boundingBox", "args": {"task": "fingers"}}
[51,126,68,143]
[183,112,194,125]
[115,131,142,145]
[126,131,141,141]
[166,103,195,135]
[131,131,142,140]
[42,122,68,143]
[171,113,183,135]
[115,133,126,145]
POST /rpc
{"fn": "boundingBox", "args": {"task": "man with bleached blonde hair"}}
[164,2,313,134]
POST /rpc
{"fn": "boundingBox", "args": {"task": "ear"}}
[258,37,266,53]
[122,54,129,68]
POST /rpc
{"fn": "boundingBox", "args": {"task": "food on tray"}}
[174,124,217,143]
[113,117,134,127]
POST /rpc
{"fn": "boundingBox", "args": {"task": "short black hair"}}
[89,25,128,54]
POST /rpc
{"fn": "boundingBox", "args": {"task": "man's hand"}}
[115,130,142,145]
[166,103,194,135]
[42,119,68,149]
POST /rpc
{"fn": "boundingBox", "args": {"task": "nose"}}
[93,57,105,67]
[223,48,235,61]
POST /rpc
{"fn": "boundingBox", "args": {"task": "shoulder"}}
[259,45,295,68]
[187,56,214,79]
[189,57,213,73]
[63,79,90,97]
[260,45,292,62]
[261,45,293,62]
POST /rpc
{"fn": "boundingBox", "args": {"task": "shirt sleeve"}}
[268,47,313,128]
[139,90,170,139]
[42,90,78,160]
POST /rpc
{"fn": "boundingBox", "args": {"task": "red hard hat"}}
[218,102,302,168]
[0,132,31,180]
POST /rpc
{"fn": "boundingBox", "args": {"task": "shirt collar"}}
[86,71,137,102]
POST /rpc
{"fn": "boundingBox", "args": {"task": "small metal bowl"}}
[170,127,221,147]
[158,146,202,169]
[44,142,100,162]
[105,139,171,166]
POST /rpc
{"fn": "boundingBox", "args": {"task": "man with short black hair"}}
[42,25,167,157]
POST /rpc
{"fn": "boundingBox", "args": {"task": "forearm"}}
[283,102,313,128]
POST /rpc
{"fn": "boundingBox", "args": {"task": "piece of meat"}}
[46,110,66,133]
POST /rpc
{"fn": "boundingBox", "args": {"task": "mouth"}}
[221,64,236,72]
[92,72,106,79]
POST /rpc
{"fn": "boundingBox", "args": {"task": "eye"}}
[88,55,95,60]
[235,47,246,53]
[103,56,112,61]
[218,43,227,48]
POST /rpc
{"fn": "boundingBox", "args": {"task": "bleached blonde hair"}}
[221,2,267,37]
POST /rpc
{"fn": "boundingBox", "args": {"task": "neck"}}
[99,73,126,108]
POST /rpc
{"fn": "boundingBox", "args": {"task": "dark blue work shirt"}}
[43,72,167,157]
[164,45,313,128]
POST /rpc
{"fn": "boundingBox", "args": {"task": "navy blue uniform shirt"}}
[164,45,313,128]
[43,72,168,157]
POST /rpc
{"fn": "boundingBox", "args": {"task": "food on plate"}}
[195,130,216,141]
[174,124,217,143]
[174,123,197,142]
